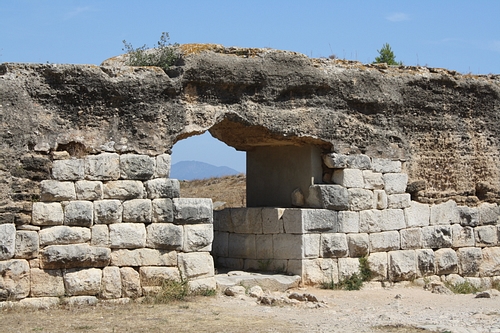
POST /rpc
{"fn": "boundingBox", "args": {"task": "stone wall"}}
[0,152,215,304]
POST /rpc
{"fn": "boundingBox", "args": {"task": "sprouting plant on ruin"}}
[122,32,180,71]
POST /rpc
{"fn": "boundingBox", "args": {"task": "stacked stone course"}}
[0,152,215,304]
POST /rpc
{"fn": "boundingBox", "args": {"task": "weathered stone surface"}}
[120,267,142,298]
[321,233,348,258]
[212,231,228,258]
[457,206,479,227]
[145,178,180,199]
[91,225,109,247]
[371,159,402,173]
[283,208,337,233]
[183,224,213,252]
[52,159,85,181]
[110,248,177,266]
[457,247,482,277]
[367,252,388,281]
[348,188,373,211]
[421,225,452,249]
[347,233,369,257]
[140,266,180,286]
[337,211,359,233]
[122,199,152,223]
[359,209,382,233]
[332,169,364,188]
[451,224,475,248]
[109,223,146,248]
[474,225,498,247]
[100,266,122,299]
[381,209,406,231]
[152,198,174,223]
[430,200,459,225]
[480,247,500,277]
[300,258,339,285]
[85,153,120,181]
[262,208,285,234]
[155,154,171,178]
[373,189,388,209]
[416,249,435,277]
[0,259,30,300]
[40,244,110,269]
[18,297,60,309]
[0,224,16,260]
[32,202,64,226]
[370,231,400,252]
[75,180,103,200]
[387,194,411,209]
[230,208,262,234]
[40,180,76,201]
[94,199,122,224]
[146,223,183,250]
[177,252,214,280]
[103,180,145,199]
[388,250,416,281]
[119,154,155,180]
[404,201,430,228]
[227,233,256,258]
[435,248,458,275]
[338,257,360,280]
[30,268,65,297]
[362,170,384,190]
[323,153,371,170]
[39,226,91,246]
[383,173,407,194]
[306,185,348,210]
[15,230,39,259]
[254,234,274,260]
[188,277,217,293]
[291,188,305,207]
[478,202,499,225]
[400,228,422,250]
[173,198,213,224]
[63,200,94,227]
[64,296,98,306]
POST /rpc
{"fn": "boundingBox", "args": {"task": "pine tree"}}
[373,43,402,65]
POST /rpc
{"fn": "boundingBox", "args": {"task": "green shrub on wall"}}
[122,32,179,71]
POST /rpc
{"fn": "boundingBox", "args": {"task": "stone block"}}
[152,198,174,223]
[145,178,180,199]
[383,173,408,194]
[120,267,142,298]
[457,206,479,227]
[430,200,459,225]
[187,277,217,293]
[323,153,371,169]
[15,230,39,259]
[387,194,411,209]
[254,234,274,260]
[119,154,155,180]
[388,250,417,282]
[75,180,103,200]
[109,223,146,248]
[348,188,373,211]
[110,249,177,267]
[145,223,183,250]
[103,180,145,200]
[435,248,458,275]
[370,231,400,252]
[416,249,435,277]
[381,209,406,231]
[100,266,122,299]
[52,159,85,180]
[39,226,91,246]
[359,209,382,233]
[155,154,171,178]
[30,268,65,297]
[173,198,213,224]
[0,259,30,300]
[177,252,214,280]
[122,199,152,223]
[183,224,213,252]
[91,225,109,247]
[367,252,388,281]
[371,158,402,173]
[306,185,349,210]
[85,153,120,180]
[40,244,110,269]
[300,258,339,285]
[451,224,475,248]
[362,170,384,190]
[421,225,452,249]
[457,247,482,277]
[347,233,369,257]
[478,202,499,225]
[32,202,64,226]
[291,187,306,207]
[228,233,256,258]
[262,208,284,234]
[400,228,422,250]
[321,233,347,258]
[373,190,388,209]
[212,231,229,257]
[63,200,94,227]
[140,266,180,286]
[0,224,16,260]
[337,211,359,233]
[332,169,364,188]
[286,209,337,233]
[480,247,500,277]
[230,208,262,234]
[213,209,232,232]
[475,225,498,247]
[94,200,122,224]
[404,201,430,228]
[273,233,303,260]
[338,257,360,280]
[64,296,98,306]
[40,180,76,201]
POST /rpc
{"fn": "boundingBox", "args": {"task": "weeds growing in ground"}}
[142,278,216,304]
[321,257,372,291]
[445,280,480,294]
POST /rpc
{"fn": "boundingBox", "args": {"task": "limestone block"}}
[262,208,285,234]
[381,209,406,231]
[109,223,146,248]
[15,230,39,259]
[100,266,122,299]
[451,224,475,248]
[213,209,232,232]
[416,249,435,277]
[173,198,213,224]
[120,267,142,298]
[177,252,214,280]
[373,190,388,209]
[362,170,384,190]
[383,173,408,194]
[0,224,16,260]
[40,180,76,201]
[359,209,382,233]
[254,234,274,260]
[478,202,499,225]
[228,233,256,258]
[430,200,459,225]
[155,154,171,178]
[306,185,349,210]
[371,158,402,173]
[183,224,213,252]
[300,258,339,285]
[388,250,416,281]
[323,153,371,169]
[63,200,94,227]
[94,200,122,224]
[387,194,411,209]
[291,187,305,206]
[283,209,337,233]
[273,233,303,260]
[321,233,347,258]
[332,169,364,188]
[122,199,152,223]
[187,277,217,293]
[0,259,30,300]
[110,249,177,267]
[475,225,498,247]
[230,208,262,234]
[32,202,64,226]
[400,228,422,250]
[457,247,482,277]
[52,159,85,181]
[347,233,369,257]
[457,206,479,227]
[39,226,91,246]
[212,231,229,257]
[370,231,400,252]
[30,268,65,297]
[29,259,40,269]
[103,180,145,200]
[421,225,452,249]
[145,178,180,199]
[337,211,359,233]
[18,297,59,310]
[348,188,373,211]
[338,257,360,280]
[119,154,155,180]
[64,296,98,306]
[85,153,120,181]
[145,223,183,250]
[140,266,180,286]
[75,180,103,200]
[480,247,500,277]
[435,248,458,275]
[40,244,110,269]
[367,252,388,281]
[152,198,173,223]
[404,201,430,228]
[91,225,109,247]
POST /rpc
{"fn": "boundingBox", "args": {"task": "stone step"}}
[215,270,301,292]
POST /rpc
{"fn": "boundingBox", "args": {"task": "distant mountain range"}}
[170,161,243,181]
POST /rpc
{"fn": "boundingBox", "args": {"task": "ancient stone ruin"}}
[0,44,499,304]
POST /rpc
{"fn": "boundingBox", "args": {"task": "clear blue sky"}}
[2,1,499,173]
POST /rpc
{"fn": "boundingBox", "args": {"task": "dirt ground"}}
[2,284,500,333]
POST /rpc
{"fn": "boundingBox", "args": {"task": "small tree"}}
[373,43,402,65]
